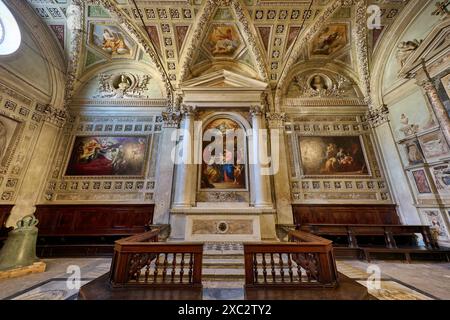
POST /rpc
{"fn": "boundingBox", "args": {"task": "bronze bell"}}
[0,215,40,271]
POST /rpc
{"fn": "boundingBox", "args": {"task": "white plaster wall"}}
[375,123,421,224]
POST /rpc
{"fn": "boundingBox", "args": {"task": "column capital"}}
[162,111,181,128]
[366,104,390,128]
[249,105,265,117]
[180,104,197,117]
[266,112,287,128]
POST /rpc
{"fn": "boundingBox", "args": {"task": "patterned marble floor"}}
[0,256,448,300]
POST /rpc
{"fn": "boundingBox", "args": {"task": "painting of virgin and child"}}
[200,119,246,189]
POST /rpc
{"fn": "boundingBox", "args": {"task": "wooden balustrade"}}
[244,230,338,288]
[109,229,204,288]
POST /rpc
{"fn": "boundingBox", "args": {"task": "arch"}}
[280,60,363,108]
[71,61,166,101]
[370,0,437,106]
[90,0,172,103]
[2,0,66,108]
[177,0,269,86]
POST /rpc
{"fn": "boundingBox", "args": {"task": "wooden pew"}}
[300,224,449,262]
[34,204,154,257]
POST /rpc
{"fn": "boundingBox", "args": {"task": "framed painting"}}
[310,23,348,56]
[65,136,148,176]
[200,118,247,190]
[421,209,449,240]
[89,23,134,58]
[298,136,369,176]
[0,114,21,167]
[412,169,432,194]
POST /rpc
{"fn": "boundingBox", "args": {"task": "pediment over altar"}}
[181,70,268,107]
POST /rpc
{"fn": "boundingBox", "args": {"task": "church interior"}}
[0,0,449,302]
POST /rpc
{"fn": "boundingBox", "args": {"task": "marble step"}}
[203,254,244,260]
[202,274,245,282]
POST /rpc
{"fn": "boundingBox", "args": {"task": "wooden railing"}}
[244,230,338,288]
[109,229,204,288]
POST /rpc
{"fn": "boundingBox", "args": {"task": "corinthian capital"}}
[180,104,197,117]
[366,104,389,128]
[249,105,265,116]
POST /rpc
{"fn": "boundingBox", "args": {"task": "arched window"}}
[0,0,21,56]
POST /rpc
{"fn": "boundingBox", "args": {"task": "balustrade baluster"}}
[171,253,177,283]
[253,253,259,283]
[270,253,276,282]
[279,253,285,282]
[262,253,267,283]
[144,255,151,283]
[153,253,160,283]
[162,253,168,282]
[188,253,194,283]
[287,253,293,283]
[179,253,185,283]
[297,255,303,282]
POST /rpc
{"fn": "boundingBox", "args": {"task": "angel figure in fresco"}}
[102,28,130,55]
[0,120,7,159]
[313,28,342,55]
[211,27,237,55]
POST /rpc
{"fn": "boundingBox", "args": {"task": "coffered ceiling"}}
[24,0,411,98]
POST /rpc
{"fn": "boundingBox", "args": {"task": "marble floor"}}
[0,257,449,300]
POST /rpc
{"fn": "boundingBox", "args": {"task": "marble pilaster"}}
[153,111,181,224]
[266,112,293,225]
[249,106,272,208]
[172,105,196,208]
[7,107,66,227]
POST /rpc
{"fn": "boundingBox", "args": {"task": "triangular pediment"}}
[181,70,268,90]
[400,20,450,77]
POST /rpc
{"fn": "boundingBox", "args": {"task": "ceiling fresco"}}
[24,0,411,98]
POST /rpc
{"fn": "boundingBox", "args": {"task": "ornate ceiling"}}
[24,0,411,104]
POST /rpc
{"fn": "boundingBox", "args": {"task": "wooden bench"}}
[301,224,449,263]
[34,204,154,257]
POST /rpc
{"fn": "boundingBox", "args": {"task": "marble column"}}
[173,105,196,208]
[249,106,272,208]
[267,112,293,225]
[153,111,181,224]
[421,80,450,146]
[7,106,66,227]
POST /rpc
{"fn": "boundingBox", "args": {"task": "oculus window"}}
[0,0,21,56]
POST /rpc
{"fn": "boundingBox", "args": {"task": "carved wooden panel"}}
[35,204,154,236]
[292,204,400,225]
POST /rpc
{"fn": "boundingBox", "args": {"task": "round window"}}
[0,0,21,55]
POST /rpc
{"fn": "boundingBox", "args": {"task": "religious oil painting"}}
[412,169,432,194]
[200,118,246,190]
[90,23,133,56]
[206,24,241,56]
[299,136,369,176]
[311,24,348,56]
[65,136,147,176]
[422,210,449,240]
[0,114,20,166]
